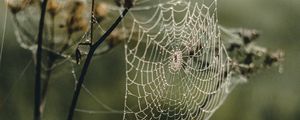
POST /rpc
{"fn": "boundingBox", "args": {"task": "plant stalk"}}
[90,0,95,45]
[67,8,129,120]
[35,0,49,120]
[40,54,56,115]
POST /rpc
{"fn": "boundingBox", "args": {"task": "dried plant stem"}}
[90,0,95,44]
[40,55,56,114]
[49,16,55,49]
[35,0,48,120]
[67,8,129,120]
[40,61,52,114]
[39,15,56,114]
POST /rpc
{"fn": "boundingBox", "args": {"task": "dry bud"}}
[70,1,86,16]
[235,29,260,45]
[7,0,24,14]
[67,17,88,34]
[66,1,88,34]
[106,29,127,47]
[6,0,36,14]
[95,3,108,22]
[47,0,60,16]
[264,50,284,67]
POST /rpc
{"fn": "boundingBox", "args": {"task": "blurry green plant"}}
[220,27,284,90]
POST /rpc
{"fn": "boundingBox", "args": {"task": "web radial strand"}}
[124,0,231,120]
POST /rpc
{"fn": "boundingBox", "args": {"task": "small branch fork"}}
[35,0,49,120]
[66,7,130,120]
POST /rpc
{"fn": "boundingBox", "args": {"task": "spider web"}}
[5,0,239,119]
[123,0,232,119]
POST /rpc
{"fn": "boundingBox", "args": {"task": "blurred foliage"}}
[0,0,300,120]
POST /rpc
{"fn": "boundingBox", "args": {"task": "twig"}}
[90,0,95,45]
[40,15,57,115]
[35,0,48,120]
[40,55,56,115]
[66,8,130,120]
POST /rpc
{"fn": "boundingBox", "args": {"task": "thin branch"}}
[90,0,95,45]
[40,54,56,115]
[67,8,130,120]
[40,15,57,115]
[35,0,48,120]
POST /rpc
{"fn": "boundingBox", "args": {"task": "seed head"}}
[235,29,260,45]
[66,1,88,34]
[6,0,24,14]
[67,17,88,34]
[70,1,86,16]
[6,0,36,14]
[47,0,60,16]
[95,3,108,22]
[106,29,127,48]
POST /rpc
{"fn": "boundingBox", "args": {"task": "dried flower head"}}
[106,29,127,48]
[7,0,24,14]
[70,1,86,16]
[6,0,37,14]
[235,29,260,45]
[66,1,88,34]
[264,50,284,67]
[95,3,108,22]
[47,0,60,16]
[67,17,88,34]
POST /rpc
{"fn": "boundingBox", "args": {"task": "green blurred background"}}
[0,0,300,120]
